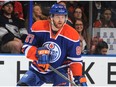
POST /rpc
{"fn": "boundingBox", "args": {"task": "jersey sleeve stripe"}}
[23,45,37,61]
[31,29,50,33]
[59,34,80,42]
[24,45,32,57]
[22,44,29,48]
[67,57,82,61]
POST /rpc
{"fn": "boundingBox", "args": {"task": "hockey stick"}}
[49,65,78,86]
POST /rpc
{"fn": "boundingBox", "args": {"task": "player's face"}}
[52,14,66,30]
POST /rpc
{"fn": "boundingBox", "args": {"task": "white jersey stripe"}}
[24,45,32,57]
[59,34,80,42]
[67,57,82,61]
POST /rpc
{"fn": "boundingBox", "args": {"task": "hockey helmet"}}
[49,3,68,15]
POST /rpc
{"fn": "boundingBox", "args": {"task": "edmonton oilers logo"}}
[43,41,61,63]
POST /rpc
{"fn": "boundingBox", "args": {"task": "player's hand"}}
[74,75,87,86]
[36,47,51,64]
[37,64,50,72]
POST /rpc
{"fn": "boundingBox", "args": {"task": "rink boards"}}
[0,55,116,86]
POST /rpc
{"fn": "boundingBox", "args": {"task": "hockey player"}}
[17,3,87,86]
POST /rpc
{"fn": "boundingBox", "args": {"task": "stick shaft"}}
[49,65,77,86]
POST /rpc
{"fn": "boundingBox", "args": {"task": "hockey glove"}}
[36,47,51,72]
[36,47,51,64]
[74,75,87,86]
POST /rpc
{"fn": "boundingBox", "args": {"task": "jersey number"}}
[76,46,81,55]
[25,34,34,44]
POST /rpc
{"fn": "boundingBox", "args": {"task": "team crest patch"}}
[43,41,61,63]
